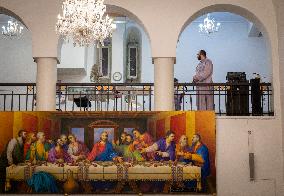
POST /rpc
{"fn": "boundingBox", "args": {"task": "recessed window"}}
[93,128,114,144]
[99,45,111,78]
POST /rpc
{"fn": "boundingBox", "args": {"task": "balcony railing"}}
[0,82,273,116]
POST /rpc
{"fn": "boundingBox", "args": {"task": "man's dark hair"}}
[165,130,175,138]
[200,50,207,57]
[174,78,178,83]
[194,133,201,141]
[18,130,25,137]
[126,134,133,140]
[132,128,142,134]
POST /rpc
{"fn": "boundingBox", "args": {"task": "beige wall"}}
[216,117,283,196]
[0,0,283,195]
[273,0,284,174]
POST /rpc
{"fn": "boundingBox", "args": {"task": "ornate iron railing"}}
[0,82,273,116]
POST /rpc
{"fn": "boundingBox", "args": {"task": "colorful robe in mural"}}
[87,141,118,161]
[193,58,214,110]
[175,144,192,163]
[145,138,176,161]
[24,143,31,160]
[189,142,210,179]
[67,141,89,160]
[114,143,144,161]
[48,146,72,163]
[132,132,155,160]
[26,141,50,161]
[155,138,176,161]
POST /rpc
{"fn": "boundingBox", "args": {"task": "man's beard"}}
[180,140,188,148]
[197,56,201,61]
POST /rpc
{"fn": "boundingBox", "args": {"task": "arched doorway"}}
[56,5,153,112]
[0,7,35,111]
[175,5,273,115]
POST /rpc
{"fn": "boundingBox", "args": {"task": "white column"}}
[154,57,175,111]
[35,57,57,111]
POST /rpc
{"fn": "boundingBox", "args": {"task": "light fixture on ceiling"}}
[56,0,115,47]
[1,19,24,37]
[199,14,221,34]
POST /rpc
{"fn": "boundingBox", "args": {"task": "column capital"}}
[152,57,176,64]
[33,57,60,64]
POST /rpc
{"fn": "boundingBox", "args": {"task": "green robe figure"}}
[25,132,50,162]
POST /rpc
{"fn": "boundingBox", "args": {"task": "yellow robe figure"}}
[26,141,50,162]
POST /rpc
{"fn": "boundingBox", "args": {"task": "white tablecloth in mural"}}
[6,162,201,190]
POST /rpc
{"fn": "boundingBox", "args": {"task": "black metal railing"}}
[56,83,154,112]
[0,82,274,116]
[175,82,273,116]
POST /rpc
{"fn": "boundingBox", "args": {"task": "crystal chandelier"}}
[1,19,24,37]
[199,14,221,34]
[56,0,114,47]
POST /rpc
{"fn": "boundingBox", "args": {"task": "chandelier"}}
[56,0,114,47]
[1,19,24,37]
[199,14,221,34]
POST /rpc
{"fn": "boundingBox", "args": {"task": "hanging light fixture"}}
[1,18,24,37]
[199,14,221,34]
[56,0,114,47]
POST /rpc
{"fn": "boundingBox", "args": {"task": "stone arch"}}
[177,4,270,42]
[176,4,273,66]
[175,3,276,111]
[0,7,29,29]
[57,4,152,59]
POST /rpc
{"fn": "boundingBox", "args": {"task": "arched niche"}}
[124,26,142,83]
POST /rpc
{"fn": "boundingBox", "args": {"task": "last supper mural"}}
[0,111,216,194]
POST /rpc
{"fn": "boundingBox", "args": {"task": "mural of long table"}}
[6,161,201,193]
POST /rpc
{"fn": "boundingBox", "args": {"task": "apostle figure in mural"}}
[120,134,144,161]
[48,139,72,163]
[112,132,127,156]
[60,134,69,152]
[0,130,26,192]
[176,135,192,163]
[26,132,50,162]
[189,133,210,189]
[131,129,155,160]
[113,132,127,146]
[193,50,214,110]
[87,131,123,162]
[142,130,176,161]
[67,134,89,162]
[24,132,37,159]
[5,130,26,166]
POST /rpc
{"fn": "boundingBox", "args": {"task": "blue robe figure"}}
[185,142,210,192]
[189,143,210,180]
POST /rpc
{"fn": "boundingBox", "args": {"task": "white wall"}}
[175,20,271,83]
[0,27,36,83]
[216,117,283,196]
[58,41,86,69]
[57,19,154,83]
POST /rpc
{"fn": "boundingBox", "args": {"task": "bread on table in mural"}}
[0,111,216,194]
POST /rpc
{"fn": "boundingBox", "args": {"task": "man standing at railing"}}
[193,50,214,110]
